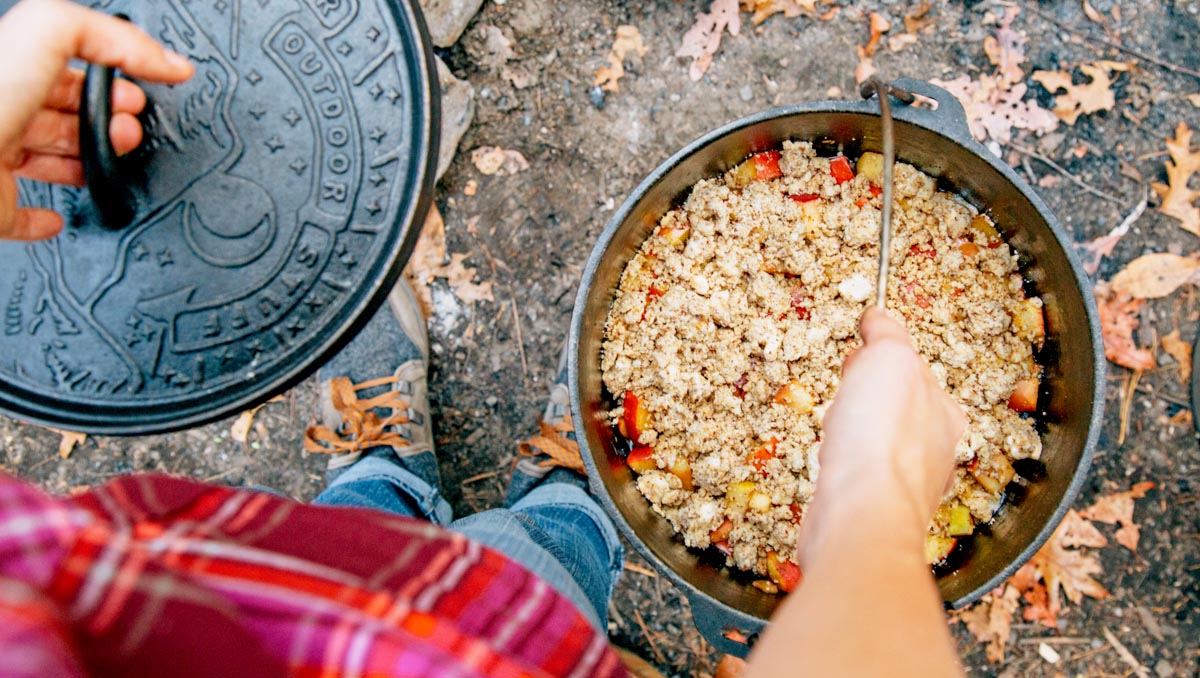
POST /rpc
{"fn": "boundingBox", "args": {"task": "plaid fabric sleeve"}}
[0,474,626,678]
[0,577,85,678]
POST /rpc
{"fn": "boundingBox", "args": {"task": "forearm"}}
[746,491,963,678]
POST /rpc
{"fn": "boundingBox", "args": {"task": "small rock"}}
[419,0,486,48]
[485,396,498,407]
[589,85,606,109]
[469,24,514,72]
[739,84,753,101]
[1155,659,1174,678]
[435,57,476,181]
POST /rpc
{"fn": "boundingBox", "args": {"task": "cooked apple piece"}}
[750,438,780,473]
[773,381,814,415]
[626,446,656,474]
[766,551,803,592]
[972,455,1016,494]
[970,214,1002,246]
[924,535,957,565]
[856,152,883,183]
[710,519,734,543]
[1008,378,1039,412]
[620,391,650,443]
[726,481,756,510]
[752,579,780,594]
[669,456,694,490]
[658,224,690,248]
[947,505,973,536]
[1012,298,1045,343]
[958,242,981,257]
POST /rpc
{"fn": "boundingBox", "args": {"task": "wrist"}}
[799,471,930,567]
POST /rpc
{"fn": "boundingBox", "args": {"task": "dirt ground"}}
[2,0,1198,676]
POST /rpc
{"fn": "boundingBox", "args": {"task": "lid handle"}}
[79,13,138,229]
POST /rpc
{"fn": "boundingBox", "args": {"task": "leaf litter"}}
[470,146,530,176]
[404,206,495,320]
[931,8,1058,146]
[676,0,741,81]
[1032,61,1128,125]
[1160,329,1192,384]
[740,0,834,26]
[1080,481,1156,552]
[1152,122,1200,237]
[1110,253,1200,299]
[594,25,648,93]
[1094,281,1156,370]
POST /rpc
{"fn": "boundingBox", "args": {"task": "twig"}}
[633,607,667,665]
[1017,637,1096,645]
[1134,384,1189,408]
[1007,143,1124,206]
[1118,369,1141,445]
[1103,627,1150,678]
[1022,5,1200,80]
[624,561,659,577]
[462,470,500,484]
[510,298,529,385]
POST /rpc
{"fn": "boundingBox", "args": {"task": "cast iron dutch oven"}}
[569,79,1105,657]
[0,0,438,434]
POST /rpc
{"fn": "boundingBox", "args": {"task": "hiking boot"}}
[306,279,436,485]
[507,342,588,504]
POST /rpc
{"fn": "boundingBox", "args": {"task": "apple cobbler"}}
[600,141,1044,594]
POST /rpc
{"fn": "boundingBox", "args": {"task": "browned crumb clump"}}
[601,141,1043,582]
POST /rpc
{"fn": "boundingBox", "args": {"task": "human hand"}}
[801,308,966,560]
[0,0,193,241]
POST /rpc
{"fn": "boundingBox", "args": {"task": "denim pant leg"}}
[451,483,624,631]
[311,455,453,525]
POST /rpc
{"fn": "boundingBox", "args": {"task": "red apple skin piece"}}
[829,156,855,184]
[622,391,649,443]
[626,446,656,474]
[766,551,804,593]
[752,150,783,180]
[1008,378,1039,412]
[788,192,820,203]
[710,519,734,543]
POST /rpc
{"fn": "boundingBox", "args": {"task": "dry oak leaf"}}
[404,207,496,311]
[1057,508,1108,549]
[676,0,741,82]
[594,25,648,93]
[903,1,934,34]
[470,146,530,176]
[1188,93,1200,108]
[1011,515,1110,629]
[1161,329,1192,383]
[1152,122,1200,237]
[931,74,1058,145]
[740,0,833,26]
[231,395,285,444]
[957,584,1022,663]
[1031,61,1128,125]
[1111,253,1200,299]
[1094,281,1155,370]
[1080,481,1155,552]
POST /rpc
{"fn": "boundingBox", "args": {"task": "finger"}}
[60,3,195,84]
[14,154,84,186]
[111,113,143,156]
[859,307,914,346]
[20,109,79,156]
[44,69,149,115]
[5,208,63,241]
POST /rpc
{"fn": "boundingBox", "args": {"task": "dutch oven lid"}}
[1,0,438,434]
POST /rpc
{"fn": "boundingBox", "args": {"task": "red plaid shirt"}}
[0,474,625,678]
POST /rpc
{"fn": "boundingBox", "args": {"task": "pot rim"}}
[569,85,1105,633]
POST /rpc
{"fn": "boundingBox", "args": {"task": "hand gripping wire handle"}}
[859,78,916,309]
[79,13,138,229]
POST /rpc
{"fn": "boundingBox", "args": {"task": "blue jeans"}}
[312,453,623,630]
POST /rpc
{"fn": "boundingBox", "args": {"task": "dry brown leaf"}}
[1081,0,1107,24]
[231,395,284,444]
[739,0,832,26]
[440,253,495,303]
[1032,62,1128,125]
[1151,122,1200,236]
[1078,230,1125,276]
[888,33,918,52]
[1057,508,1108,549]
[1111,253,1200,299]
[1080,482,1155,552]
[958,584,1022,663]
[470,146,530,176]
[1094,281,1156,370]
[1188,93,1200,108]
[52,429,86,459]
[594,25,648,93]
[1014,515,1111,628]
[862,11,891,57]
[1161,329,1193,383]
[676,0,741,81]
[404,207,447,318]
[984,14,1027,88]
[903,1,934,34]
[932,75,1058,145]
